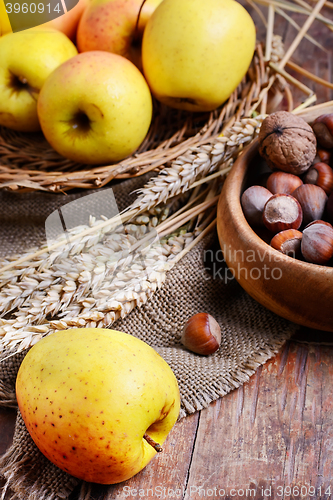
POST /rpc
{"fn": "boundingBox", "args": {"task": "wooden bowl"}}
[217,138,333,332]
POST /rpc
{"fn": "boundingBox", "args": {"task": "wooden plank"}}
[0,408,16,457]
[184,341,333,500]
[242,1,333,109]
[279,7,333,105]
[0,408,17,498]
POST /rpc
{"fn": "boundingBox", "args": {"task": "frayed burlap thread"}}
[0,178,298,500]
[0,351,25,408]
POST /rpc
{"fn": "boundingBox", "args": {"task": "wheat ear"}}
[129,115,265,214]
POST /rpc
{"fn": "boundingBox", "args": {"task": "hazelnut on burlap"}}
[258,111,317,175]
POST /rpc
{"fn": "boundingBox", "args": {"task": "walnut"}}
[258,111,317,175]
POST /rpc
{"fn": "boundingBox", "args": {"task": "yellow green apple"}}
[37,51,153,164]
[142,0,256,112]
[16,328,180,484]
[0,0,12,36]
[76,0,162,67]
[0,29,78,132]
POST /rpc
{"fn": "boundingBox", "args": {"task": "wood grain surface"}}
[1,3,333,500]
[2,338,333,499]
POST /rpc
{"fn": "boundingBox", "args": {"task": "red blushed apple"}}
[76,0,162,68]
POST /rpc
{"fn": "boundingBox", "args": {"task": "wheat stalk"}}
[0,173,220,353]
[254,0,333,29]
[0,193,222,352]
[129,115,266,214]
[0,114,266,279]
[0,180,224,353]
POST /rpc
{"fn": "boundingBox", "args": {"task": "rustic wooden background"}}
[1,2,333,499]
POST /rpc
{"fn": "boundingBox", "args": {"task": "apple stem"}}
[143,433,163,452]
[133,0,148,43]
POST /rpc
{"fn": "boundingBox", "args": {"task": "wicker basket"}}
[0,43,276,194]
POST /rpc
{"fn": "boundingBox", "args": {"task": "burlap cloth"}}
[0,175,299,500]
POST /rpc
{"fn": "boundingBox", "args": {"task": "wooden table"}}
[1,3,333,499]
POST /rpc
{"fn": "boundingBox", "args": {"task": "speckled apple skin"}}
[16,328,180,484]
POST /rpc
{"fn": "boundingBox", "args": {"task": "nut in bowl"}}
[217,134,333,332]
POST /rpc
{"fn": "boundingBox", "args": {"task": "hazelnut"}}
[301,222,333,265]
[258,111,317,175]
[305,220,333,229]
[241,185,273,227]
[262,194,303,233]
[270,229,303,259]
[292,184,328,226]
[303,162,333,195]
[181,313,221,355]
[315,148,331,165]
[266,171,303,195]
[312,114,333,149]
